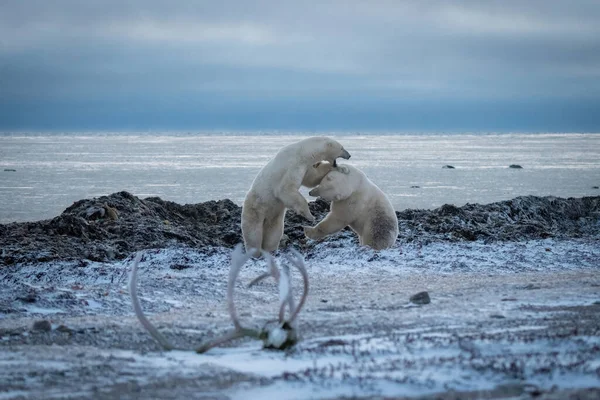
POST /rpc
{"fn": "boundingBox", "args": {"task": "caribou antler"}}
[226,244,254,331]
[197,245,310,352]
[129,253,176,350]
[130,244,310,354]
[284,249,309,326]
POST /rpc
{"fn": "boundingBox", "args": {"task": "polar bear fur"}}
[242,137,351,256]
[304,164,398,250]
[301,161,334,189]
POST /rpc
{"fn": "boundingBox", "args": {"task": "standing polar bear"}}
[242,137,351,256]
[304,164,398,250]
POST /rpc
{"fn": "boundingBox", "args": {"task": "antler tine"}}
[247,272,272,287]
[129,252,175,350]
[260,251,288,323]
[196,245,267,353]
[286,249,309,325]
[228,244,253,330]
[278,262,296,323]
[248,251,281,287]
[285,262,297,320]
[195,328,260,354]
[262,250,281,281]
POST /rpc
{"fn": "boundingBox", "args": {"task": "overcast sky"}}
[1,0,599,132]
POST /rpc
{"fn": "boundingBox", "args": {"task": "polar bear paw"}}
[303,226,321,240]
[296,208,315,222]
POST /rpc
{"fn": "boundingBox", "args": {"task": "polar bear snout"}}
[340,149,351,159]
[308,187,320,197]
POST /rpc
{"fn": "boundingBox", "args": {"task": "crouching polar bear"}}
[242,137,351,256]
[304,164,398,250]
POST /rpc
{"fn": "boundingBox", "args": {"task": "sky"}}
[0,0,599,132]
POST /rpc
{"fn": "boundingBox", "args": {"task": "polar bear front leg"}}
[304,213,348,240]
[277,186,315,222]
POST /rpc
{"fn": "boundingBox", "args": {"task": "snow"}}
[0,238,599,398]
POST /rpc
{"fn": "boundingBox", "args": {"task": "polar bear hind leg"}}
[241,205,264,257]
[262,209,286,252]
[367,208,398,250]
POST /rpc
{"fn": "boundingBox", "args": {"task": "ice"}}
[1,133,599,223]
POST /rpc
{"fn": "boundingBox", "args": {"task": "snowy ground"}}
[1,238,599,399]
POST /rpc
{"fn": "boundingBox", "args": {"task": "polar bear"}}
[304,164,398,250]
[242,137,351,256]
[301,161,334,189]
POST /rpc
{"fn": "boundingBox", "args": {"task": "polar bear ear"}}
[334,194,343,201]
[312,162,321,168]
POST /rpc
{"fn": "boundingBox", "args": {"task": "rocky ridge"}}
[1,192,598,265]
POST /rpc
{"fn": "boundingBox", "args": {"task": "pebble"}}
[32,320,52,332]
[410,291,431,305]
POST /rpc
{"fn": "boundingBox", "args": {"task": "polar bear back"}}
[248,137,346,202]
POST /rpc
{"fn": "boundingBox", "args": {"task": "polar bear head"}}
[301,161,334,188]
[300,136,351,165]
[308,164,360,201]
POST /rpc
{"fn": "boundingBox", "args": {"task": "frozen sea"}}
[0,132,599,224]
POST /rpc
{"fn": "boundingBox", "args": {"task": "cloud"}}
[0,0,599,130]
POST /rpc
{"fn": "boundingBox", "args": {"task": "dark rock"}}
[410,185,420,188]
[439,204,462,216]
[593,186,599,189]
[454,229,477,241]
[442,165,455,169]
[170,264,191,270]
[410,291,431,305]
[56,324,74,333]
[396,195,600,243]
[0,191,244,264]
[490,314,506,319]
[0,306,18,314]
[1,192,599,264]
[32,320,52,332]
[509,164,523,169]
[3,168,16,172]
[318,339,348,347]
[85,206,105,220]
[520,284,541,290]
[17,292,38,303]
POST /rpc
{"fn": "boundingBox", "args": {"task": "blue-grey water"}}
[1,133,599,224]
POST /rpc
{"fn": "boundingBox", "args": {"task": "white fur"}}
[305,164,398,250]
[301,161,334,189]
[242,137,350,256]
